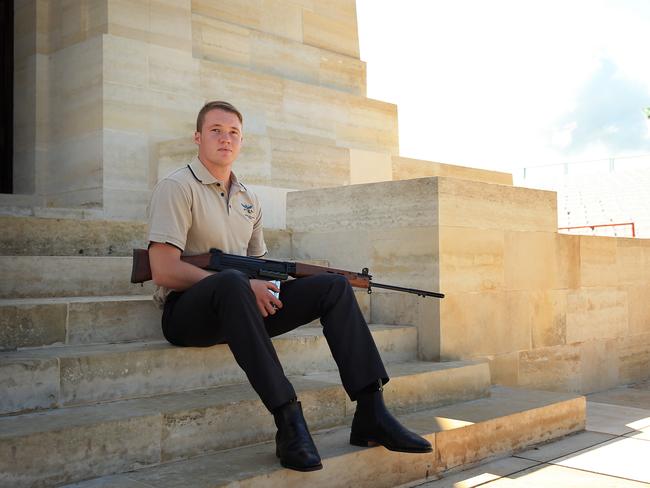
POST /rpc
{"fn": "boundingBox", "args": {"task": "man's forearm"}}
[152,259,214,290]
[149,243,214,291]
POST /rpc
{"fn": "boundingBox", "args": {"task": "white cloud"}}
[551,123,577,150]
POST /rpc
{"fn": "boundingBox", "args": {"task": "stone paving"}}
[416,380,650,487]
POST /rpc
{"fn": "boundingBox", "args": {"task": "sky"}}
[355,0,650,175]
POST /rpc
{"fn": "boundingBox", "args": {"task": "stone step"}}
[0,360,490,488]
[0,256,154,298]
[0,215,147,257]
[57,387,585,488]
[0,193,43,211]
[0,215,292,257]
[0,287,370,350]
[0,325,416,415]
[0,295,162,350]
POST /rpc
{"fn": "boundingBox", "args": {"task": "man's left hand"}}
[249,279,283,317]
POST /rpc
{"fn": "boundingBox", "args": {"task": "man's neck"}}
[198,156,232,191]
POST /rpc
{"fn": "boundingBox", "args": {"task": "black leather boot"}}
[273,400,323,471]
[350,382,432,453]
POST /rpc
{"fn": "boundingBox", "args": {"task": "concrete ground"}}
[417,380,650,487]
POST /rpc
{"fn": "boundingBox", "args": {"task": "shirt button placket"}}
[216,182,228,214]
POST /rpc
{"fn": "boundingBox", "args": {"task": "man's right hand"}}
[250,279,283,317]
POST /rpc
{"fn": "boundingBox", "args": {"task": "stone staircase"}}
[0,216,585,488]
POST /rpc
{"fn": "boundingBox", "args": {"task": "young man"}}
[147,101,431,472]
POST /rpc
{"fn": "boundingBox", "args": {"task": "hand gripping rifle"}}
[130,248,444,299]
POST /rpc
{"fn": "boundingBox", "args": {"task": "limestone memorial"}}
[0,1,648,487]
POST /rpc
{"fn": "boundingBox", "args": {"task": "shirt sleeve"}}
[147,179,192,251]
[247,193,268,257]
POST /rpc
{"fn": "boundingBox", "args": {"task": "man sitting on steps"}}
[147,100,431,472]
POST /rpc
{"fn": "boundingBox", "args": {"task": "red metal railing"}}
[558,222,636,237]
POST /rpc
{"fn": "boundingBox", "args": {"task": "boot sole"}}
[350,435,433,454]
[280,460,324,472]
[276,448,324,471]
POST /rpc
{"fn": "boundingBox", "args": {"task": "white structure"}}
[516,156,650,238]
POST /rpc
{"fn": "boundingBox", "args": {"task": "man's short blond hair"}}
[196,101,243,132]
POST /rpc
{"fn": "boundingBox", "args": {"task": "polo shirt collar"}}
[188,156,246,192]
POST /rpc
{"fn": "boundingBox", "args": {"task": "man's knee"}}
[329,273,352,291]
[204,269,251,295]
[216,268,249,284]
[320,273,354,305]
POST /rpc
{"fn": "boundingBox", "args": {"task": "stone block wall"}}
[13,0,405,223]
[287,176,650,394]
[434,178,650,392]
[392,157,513,186]
[512,236,650,392]
[191,0,366,95]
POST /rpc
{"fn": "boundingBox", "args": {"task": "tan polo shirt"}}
[148,156,267,307]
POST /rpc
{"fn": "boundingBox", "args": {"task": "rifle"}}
[130,248,444,299]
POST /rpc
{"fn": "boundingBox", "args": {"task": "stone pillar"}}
[287,178,442,360]
[14,0,108,207]
[434,177,558,362]
[101,0,199,219]
[13,0,51,196]
[13,0,200,217]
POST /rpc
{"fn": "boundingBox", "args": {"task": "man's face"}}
[194,108,243,169]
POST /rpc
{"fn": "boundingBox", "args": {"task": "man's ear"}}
[193,131,201,145]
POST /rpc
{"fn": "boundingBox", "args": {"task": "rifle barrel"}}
[371,282,444,299]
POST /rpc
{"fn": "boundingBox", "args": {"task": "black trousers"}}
[162,270,389,412]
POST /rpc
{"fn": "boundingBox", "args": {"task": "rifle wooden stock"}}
[130,248,444,298]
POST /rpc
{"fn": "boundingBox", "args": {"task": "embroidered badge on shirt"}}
[241,203,255,220]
